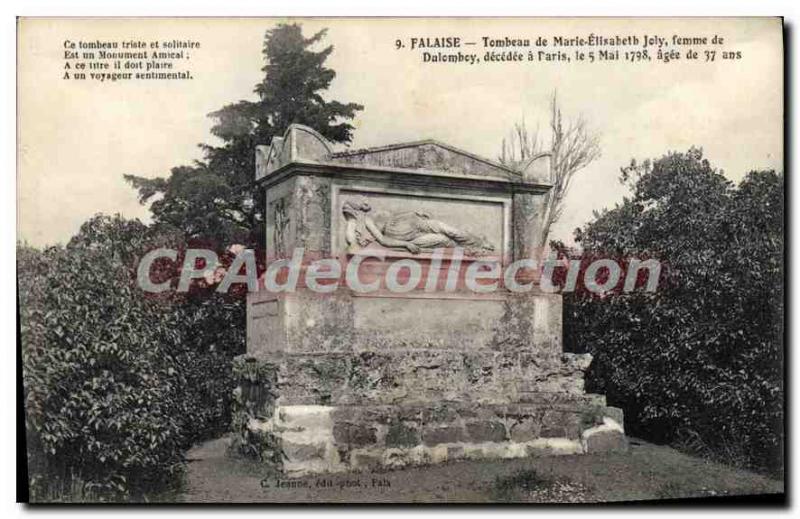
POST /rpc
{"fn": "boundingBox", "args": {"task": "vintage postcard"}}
[17,17,784,504]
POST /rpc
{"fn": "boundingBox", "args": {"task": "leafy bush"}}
[560,149,783,474]
[20,215,244,500]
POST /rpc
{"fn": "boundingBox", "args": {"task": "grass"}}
[163,436,786,503]
[491,469,591,503]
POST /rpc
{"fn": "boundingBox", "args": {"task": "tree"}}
[125,24,363,248]
[559,148,783,473]
[499,93,600,246]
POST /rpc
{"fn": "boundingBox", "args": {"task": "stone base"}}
[241,400,626,476]
[229,354,627,476]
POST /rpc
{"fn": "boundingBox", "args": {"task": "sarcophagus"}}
[234,124,625,475]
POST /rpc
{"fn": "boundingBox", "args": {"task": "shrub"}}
[19,215,244,500]
[560,149,783,474]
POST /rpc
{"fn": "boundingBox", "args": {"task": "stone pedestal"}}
[231,125,625,475]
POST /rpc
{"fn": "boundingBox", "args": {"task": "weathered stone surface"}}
[283,291,354,354]
[604,406,625,427]
[540,425,567,438]
[278,405,333,430]
[382,448,410,468]
[423,405,461,424]
[489,294,562,357]
[352,297,509,354]
[584,429,628,454]
[509,419,541,442]
[282,440,327,461]
[331,140,521,180]
[526,438,583,456]
[466,421,507,442]
[246,295,286,357]
[512,191,549,258]
[582,417,628,454]
[385,422,419,447]
[447,445,465,459]
[292,175,332,254]
[257,125,333,180]
[333,422,377,448]
[351,452,382,470]
[422,426,465,446]
[516,392,606,407]
[276,349,588,406]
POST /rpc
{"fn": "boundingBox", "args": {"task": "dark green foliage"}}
[560,148,783,473]
[125,24,363,248]
[20,215,244,500]
[229,357,281,465]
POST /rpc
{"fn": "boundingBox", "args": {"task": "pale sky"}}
[18,17,783,247]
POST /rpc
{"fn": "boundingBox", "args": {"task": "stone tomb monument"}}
[232,124,626,475]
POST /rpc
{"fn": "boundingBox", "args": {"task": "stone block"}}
[333,422,377,448]
[582,417,628,454]
[447,445,465,460]
[429,445,449,464]
[282,440,327,462]
[526,438,583,456]
[604,406,625,427]
[382,448,410,469]
[351,452,382,470]
[422,426,464,446]
[408,445,433,465]
[385,422,420,447]
[466,421,507,442]
[422,404,461,424]
[278,405,333,430]
[540,410,582,439]
[509,419,541,442]
[540,426,567,438]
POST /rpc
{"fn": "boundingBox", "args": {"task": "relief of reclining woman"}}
[342,196,495,256]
